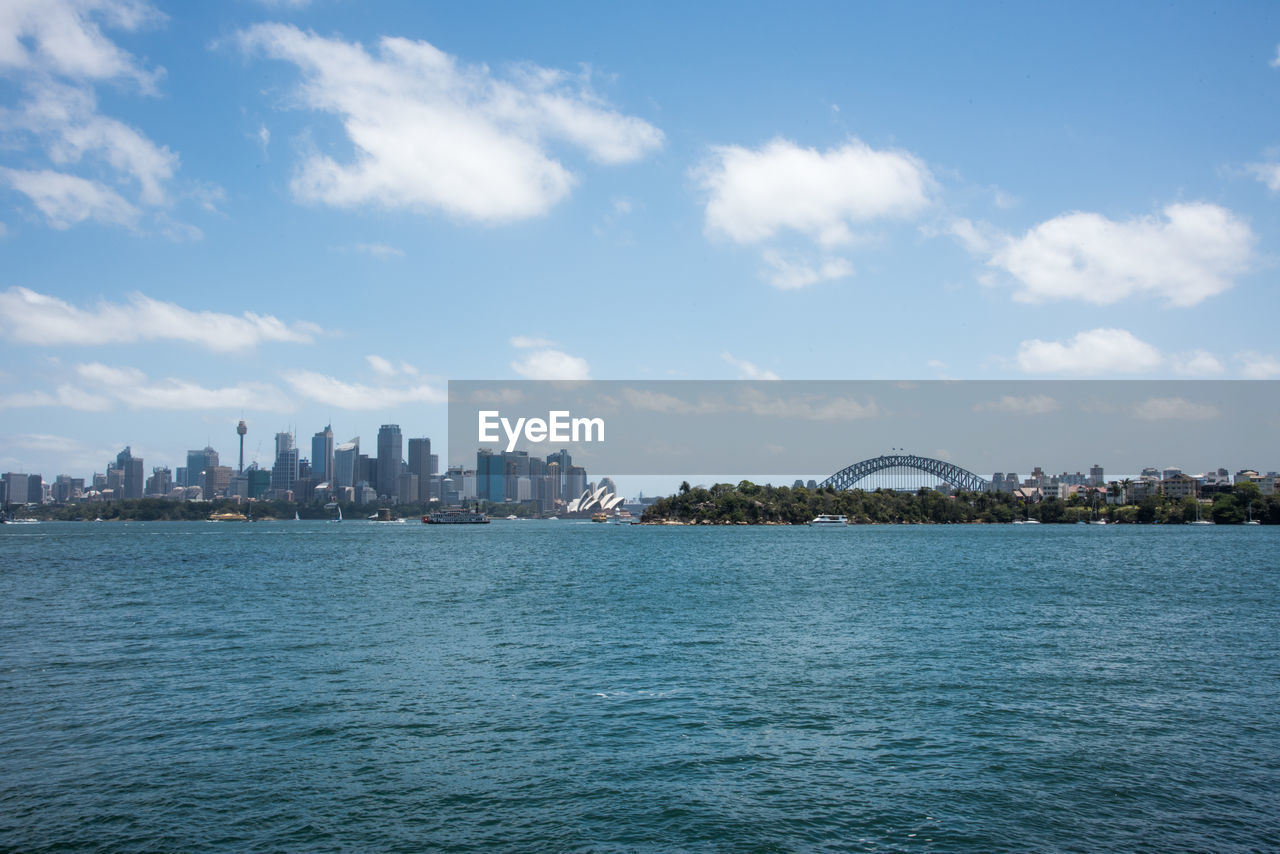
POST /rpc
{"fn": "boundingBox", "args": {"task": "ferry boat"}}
[591,512,609,523]
[809,514,848,526]
[209,510,247,522]
[423,509,490,524]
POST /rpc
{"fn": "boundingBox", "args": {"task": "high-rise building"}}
[271,432,299,492]
[397,472,419,505]
[333,439,359,489]
[3,473,29,507]
[117,447,144,499]
[146,466,172,496]
[408,438,432,501]
[477,449,502,502]
[205,466,232,498]
[311,425,334,483]
[376,425,403,499]
[1089,464,1104,487]
[185,447,218,489]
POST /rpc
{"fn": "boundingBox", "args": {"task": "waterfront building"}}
[311,425,334,482]
[333,439,359,489]
[146,466,172,496]
[376,424,403,500]
[271,433,299,493]
[1162,466,1183,482]
[3,472,29,507]
[1090,464,1104,486]
[1162,474,1199,500]
[184,447,218,489]
[117,448,144,500]
[407,438,432,501]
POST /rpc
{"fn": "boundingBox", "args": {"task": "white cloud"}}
[1272,43,1280,68]
[0,287,320,352]
[1247,161,1280,192]
[969,203,1253,307]
[0,384,111,411]
[0,1,192,234]
[1169,350,1224,376]
[237,24,662,222]
[1,362,288,412]
[760,250,853,290]
[1234,351,1280,379]
[697,138,933,246]
[1014,328,1164,375]
[73,362,290,411]
[721,351,780,381]
[510,345,591,380]
[0,0,163,89]
[351,242,403,258]
[972,394,1060,415]
[510,335,556,349]
[1132,397,1220,421]
[281,369,446,409]
[0,168,140,228]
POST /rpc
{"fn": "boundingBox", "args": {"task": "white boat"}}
[1013,519,1041,525]
[809,514,848,526]
[1188,502,1214,525]
[1088,519,1107,525]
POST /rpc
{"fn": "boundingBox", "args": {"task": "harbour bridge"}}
[819,453,989,493]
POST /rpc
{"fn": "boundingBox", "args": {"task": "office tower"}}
[376,425,403,500]
[312,424,334,482]
[477,449,502,502]
[397,472,419,504]
[26,475,43,504]
[146,466,172,496]
[54,475,74,503]
[566,465,587,500]
[205,466,232,498]
[185,447,218,489]
[333,439,359,489]
[117,447,144,499]
[271,432,299,492]
[1089,464,1104,487]
[408,438,432,501]
[3,473,29,506]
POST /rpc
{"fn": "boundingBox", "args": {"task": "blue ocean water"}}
[1,521,1277,852]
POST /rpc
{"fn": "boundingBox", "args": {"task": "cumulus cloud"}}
[697,138,933,246]
[0,168,140,228]
[1247,161,1280,192]
[281,369,446,409]
[963,203,1253,307]
[972,394,1060,415]
[1132,397,1220,421]
[0,1,196,233]
[1235,351,1280,379]
[74,362,291,410]
[721,351,780,381]
[1014,328,1164,375]
[0,287,320,351]
[511,349,591,380]
[510,335,555,349]
[1,362,289,412]
[0,0,164,88]
[760,250,853,290]
[236,24,663,222]
[1169,350,1224,376]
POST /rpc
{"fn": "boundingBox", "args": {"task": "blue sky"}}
[2,0,1279,483]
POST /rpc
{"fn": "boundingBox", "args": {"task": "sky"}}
[2,0,1280,489]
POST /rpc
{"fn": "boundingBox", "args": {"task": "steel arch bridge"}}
[819,454,990,493]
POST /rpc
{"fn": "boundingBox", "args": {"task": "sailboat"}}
[1188,500,1214,525]
[1246,502,1261,525]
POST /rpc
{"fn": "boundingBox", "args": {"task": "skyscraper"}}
[407,438,431,501]
[271,432,299,493]
[312,425,334,483]
[185,447,218,490]
[117,447,144,499]
[333,439,359,489]
[376,424,402,499]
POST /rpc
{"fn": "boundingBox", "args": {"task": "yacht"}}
[809,514,848,526]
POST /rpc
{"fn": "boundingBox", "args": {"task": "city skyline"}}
[3,2,1280,482]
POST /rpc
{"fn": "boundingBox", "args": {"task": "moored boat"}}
[809,514,848,526]
[424,509,490,524]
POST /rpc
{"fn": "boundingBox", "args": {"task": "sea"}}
[1,520,1277,852]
